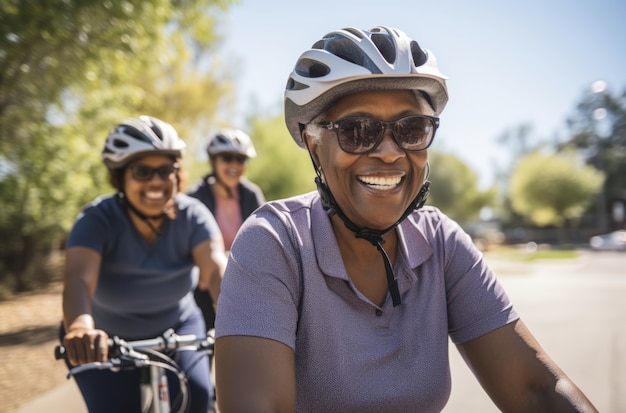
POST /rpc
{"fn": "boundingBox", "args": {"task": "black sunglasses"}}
[219,153,248,164]
[314,115,439,154]
[129,163,179,182]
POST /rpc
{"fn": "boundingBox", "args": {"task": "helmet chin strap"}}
[117,192,166,236]
[311,153,430,307]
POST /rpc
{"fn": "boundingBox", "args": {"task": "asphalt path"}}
[16,250,626,413]
[443,250,626,413]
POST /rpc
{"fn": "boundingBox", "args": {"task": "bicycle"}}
[55,328,215,413]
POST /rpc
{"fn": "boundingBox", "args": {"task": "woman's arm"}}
[62,246,109,366]
[215,335,295,413]
[457,319,598,412]
[193,238,227,309]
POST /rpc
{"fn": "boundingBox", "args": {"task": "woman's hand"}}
[63,327,109,366]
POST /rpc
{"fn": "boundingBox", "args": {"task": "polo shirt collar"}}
[311,195,433,280]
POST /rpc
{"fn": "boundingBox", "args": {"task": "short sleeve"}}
[215,205,302,350]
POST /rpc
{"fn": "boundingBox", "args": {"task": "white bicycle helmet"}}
[102,116,186,169]
[206,128,257,158]
[284,26,449,148]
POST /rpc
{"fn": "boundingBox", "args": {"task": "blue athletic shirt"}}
[66,193,221,339]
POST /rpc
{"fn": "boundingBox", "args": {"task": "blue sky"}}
[218,0,626,188]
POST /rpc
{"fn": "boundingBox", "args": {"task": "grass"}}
[484,244,580,263]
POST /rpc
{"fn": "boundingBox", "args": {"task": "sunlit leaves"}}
[509,151,604,227]
[244,114,316,201]
[427,151,496,224]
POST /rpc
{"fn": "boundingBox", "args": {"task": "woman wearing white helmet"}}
[188,128,265,251]
[61,115,226,413]
[187,128,265,336]
[213,26,597,412]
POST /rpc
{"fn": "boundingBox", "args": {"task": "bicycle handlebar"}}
[55,328,214,376]
[55,328,214,413]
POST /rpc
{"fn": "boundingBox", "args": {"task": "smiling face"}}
[123,154,178,217]
[304,89,431,230]
[211,152,248,191]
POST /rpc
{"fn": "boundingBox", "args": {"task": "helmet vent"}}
[215,135,229,145]
[295,58,330,78]
[113,138,130,149]
[122,125,153,144]
[343,27,365,39]
[286,78,309,91]
[326,36,381,74]
[371,33,396,64]
[410,41,428,67]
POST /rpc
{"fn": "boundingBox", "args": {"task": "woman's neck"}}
[330,215,399,306]
[128,212,164,245]
[211,179,237,199]
[330,215,398,263]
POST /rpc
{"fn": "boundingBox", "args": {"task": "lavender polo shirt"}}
[215,191,518,412]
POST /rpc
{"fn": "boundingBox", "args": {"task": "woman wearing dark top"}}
[187,128,265,330]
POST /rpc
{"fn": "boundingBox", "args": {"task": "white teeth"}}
[359,176,401,188]
[145,191,163,199]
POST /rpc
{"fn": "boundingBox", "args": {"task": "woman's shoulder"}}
[175,193,215,218]
[238,192,319,239]
[411,205,457,226]
[174,193,220,230]
[175,192,200,207]
[256,191,317,215]
[239,177,263,192]
[403,205,468,243]
[186,174,211,196]
[76,193,121,218]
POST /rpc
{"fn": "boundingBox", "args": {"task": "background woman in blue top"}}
[61,116,226,413]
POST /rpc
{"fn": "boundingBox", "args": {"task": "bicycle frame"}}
[55,329,214,413]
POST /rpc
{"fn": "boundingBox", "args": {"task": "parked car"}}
[589,230,626,251]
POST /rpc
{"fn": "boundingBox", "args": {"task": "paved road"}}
[443,250,626,413]
[16,251,626,412]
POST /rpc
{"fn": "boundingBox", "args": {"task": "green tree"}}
[492,123,541,229]
[563,83,626,232]
[509,151,604,238]
[244,114,316,201]
[427,151,495,224]
[0,0,235,293]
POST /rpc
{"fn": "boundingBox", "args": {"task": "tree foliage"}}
[563,84,626,230]
[0,0,236,293]
[244,114,316,201]
[509,151,604,227]
[427,151,495,224]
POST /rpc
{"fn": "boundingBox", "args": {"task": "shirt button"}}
[375,309,383,317]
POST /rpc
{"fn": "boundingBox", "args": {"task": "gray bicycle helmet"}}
[284,25,448,148]
[206,128,257,158]
[102,115,186,169]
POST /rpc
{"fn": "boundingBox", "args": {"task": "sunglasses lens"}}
[131,165,154,181]
[221,154,247,164]
[395,116,434,150]
[325,115,437,154]
[130,164,176,181]
[337,118,381,154]
[156,165,175,179]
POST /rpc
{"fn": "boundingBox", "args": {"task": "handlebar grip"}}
[54,339,115,361]
[55,345,67,360]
